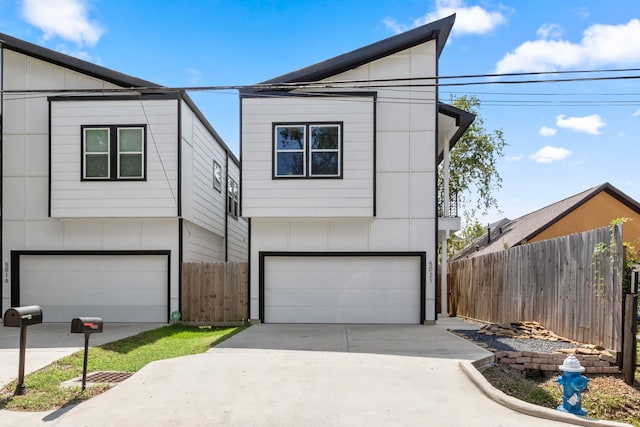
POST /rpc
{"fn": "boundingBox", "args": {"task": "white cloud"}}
[505,154,524,162]
[556,114,606,135]
[496,19,640,73]
[536,24,563,40]
[21,0,103,46]
[186,68,202,85]
[539,126,557,137]
[633,109,640,117]
[529,146,572,163]
[384,0,506,36]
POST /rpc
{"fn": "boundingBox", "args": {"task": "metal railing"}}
[437,190,458,217]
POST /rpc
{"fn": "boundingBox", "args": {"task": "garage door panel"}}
[265,256,421,324]
[20,255,167,322]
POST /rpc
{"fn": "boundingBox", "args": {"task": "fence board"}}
[181,261,248,324]
[449,226,623,351]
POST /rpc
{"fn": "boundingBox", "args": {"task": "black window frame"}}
[227,177,239,219]
[272,122,343,179]
[213,160,222,192]
[81,124,147,181]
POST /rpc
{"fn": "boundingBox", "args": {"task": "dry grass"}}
[483,364,640,426]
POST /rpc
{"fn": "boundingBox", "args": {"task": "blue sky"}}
[1,0,640,226]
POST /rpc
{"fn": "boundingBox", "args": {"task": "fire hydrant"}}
[556,354,589,416]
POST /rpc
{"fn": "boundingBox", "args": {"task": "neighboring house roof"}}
[255,14,455,87]
[452,182,640,260]
[0,32,239,164]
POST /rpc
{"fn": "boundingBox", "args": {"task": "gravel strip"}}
[452,329,586,353]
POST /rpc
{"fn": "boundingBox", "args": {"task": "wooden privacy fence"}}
[448,225,623,351]
[181,262,248,325]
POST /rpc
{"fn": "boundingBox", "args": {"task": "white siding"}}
[1,50,180,315]
[227,161,248,261]
[182,220,224,262]
[180,101,227,235]
[49,99,179,217]
[244,40,440,321]
[242,96,374,218]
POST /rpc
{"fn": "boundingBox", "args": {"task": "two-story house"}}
[1,33,247,322]
[240,14,473,324]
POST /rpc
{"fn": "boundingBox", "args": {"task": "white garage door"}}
[20,255,168,322]
[264,256,421,324]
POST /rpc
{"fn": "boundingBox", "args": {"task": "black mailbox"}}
[4,305,43,327]
[71,317,103,334]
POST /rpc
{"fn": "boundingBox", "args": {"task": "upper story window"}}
[213,160,222,192]
[82,125,146,180]
[227,177,239,218]
[273,123,342,178]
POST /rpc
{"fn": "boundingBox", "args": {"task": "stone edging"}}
[495,350,619,374]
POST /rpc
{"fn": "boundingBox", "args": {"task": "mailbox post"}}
[3,305,43,395]
[70,317,103,391]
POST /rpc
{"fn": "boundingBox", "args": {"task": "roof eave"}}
[0,32,161,89]
[258,14,455,85]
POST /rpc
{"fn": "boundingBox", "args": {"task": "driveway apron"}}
[0,320,586,427]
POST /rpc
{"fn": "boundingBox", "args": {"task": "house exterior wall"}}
[242,96,375,217]
[227,163,249,262]
[530,192,640,244]
[1,47,246,317]
[49,98,179,218]
[244,40,439,322]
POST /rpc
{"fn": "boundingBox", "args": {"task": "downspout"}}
[441,134,450,317]
[224,153,229,262]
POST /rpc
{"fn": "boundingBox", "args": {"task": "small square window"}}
[273,123,341,178]
[82,125,146,181]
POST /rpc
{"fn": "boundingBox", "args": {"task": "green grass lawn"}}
[0,324,246,412]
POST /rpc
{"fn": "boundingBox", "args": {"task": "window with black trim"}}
[274,123,341,178]
[213,160,222,192]
[82,125,146,180]
[227,177,239,218]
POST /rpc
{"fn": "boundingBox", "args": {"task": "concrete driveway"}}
[0,319,627,426]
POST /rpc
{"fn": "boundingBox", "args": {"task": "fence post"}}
[622,293,638,385]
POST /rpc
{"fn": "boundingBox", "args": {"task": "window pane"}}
[85,129,109,152]
[86,154,109,178]
[276,126,305,150]
[277,152,304,176]
[311,152,339,175]
[311,126,339,149]
[120,154,142,177]
[213,162,222,191]
[119,128,143,152]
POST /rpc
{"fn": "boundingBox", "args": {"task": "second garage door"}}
[18,254,169,322]
[263,255,422,324]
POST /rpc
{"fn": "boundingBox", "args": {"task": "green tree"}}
[438,95,507,222]
[445,220,485,258]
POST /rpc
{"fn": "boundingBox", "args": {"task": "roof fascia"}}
[259,14,455,85]
[0,32,160,89]
[437,102,475,163]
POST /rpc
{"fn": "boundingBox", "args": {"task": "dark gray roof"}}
[438,102,475,163]
[0,32,159,89]
[452,182,640,260]
[258,14,455,85]
[0,32,239,164]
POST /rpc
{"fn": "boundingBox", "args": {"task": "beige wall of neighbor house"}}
[530,191,640,244]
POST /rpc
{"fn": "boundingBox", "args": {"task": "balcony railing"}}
[437,190,458,217]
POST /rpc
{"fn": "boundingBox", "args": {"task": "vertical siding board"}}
[447,226,622,351]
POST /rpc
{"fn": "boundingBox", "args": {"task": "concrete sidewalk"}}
[0,319,630,426]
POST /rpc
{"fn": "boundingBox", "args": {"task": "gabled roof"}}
[452,182,640,260]
[258,14,455,86]
[0,32,239,164]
